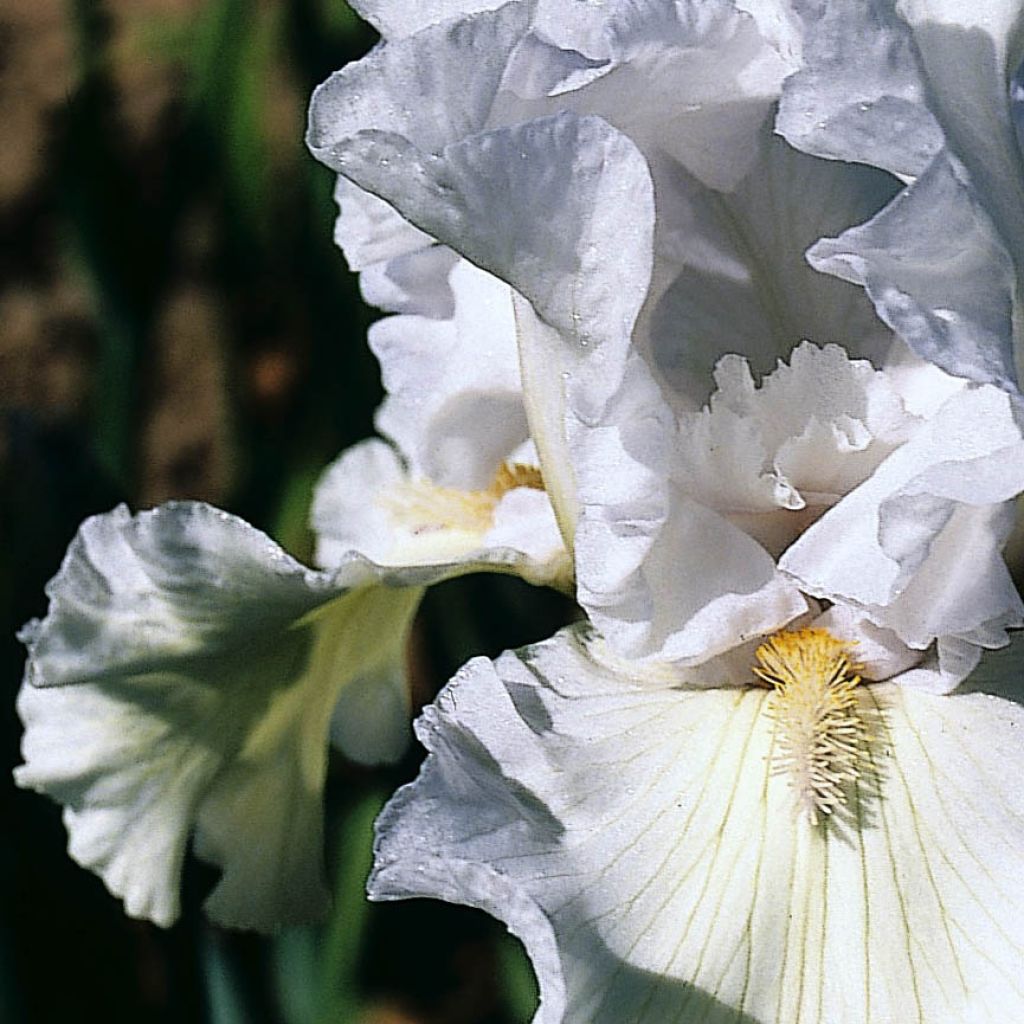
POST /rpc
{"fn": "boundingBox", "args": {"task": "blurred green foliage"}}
[2,0,559,1020]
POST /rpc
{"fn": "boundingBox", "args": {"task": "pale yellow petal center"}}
[382,462,545,537]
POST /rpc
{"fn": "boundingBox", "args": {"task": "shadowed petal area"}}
[898,0,1024,262]
[778,0,1024,392]
[371,627,1024,1023]
[642,136,900,408]
[776,0,943,178]
[13,502,497,928]
[808,154,1019,391]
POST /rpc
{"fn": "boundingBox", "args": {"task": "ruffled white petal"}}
[313,110,655,419]
[332,182,533,492]
[576,343,932,665]
[780,0,1024,391]
[896,0,1024,260]
[369,259,527,489]
[332,177,437,276]
[778,0,1024,256]
[308,4,532,166]
[572,351,807,663]
[311,0,895,410]
[15,503,435,928]
[319,99,658,543]
[540,0,791,192]
[781,383,1024,650]
[357,243,458,319]
[308,2,665,417]
[684,342,916,518]
[371,628,1024,1024]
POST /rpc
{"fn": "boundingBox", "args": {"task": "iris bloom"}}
[14,172,568,930]
[306,0,1024,1019]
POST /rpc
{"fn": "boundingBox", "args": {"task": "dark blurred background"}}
[0,1,565,1020]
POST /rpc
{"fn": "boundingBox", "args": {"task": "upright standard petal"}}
[369,258,529,490]
[778,0,1024,390]
[372,627,1024,1024]
[307,1,658,438]
[807,154,1020,391]
[776,0,943,178]
[330,174,568,521]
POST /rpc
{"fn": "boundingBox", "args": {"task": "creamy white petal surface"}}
[371,628,1024,1024]
[15,492,565,929]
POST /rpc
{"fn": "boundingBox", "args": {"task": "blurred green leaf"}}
[316,786,388,1023]
[202,932,251,1024]
[187,0,280,241]
[499,933,540,1023]
[272,459,329,564]
[319,0,364,38]
[272,785,387,1024]
[274,927,320,1024]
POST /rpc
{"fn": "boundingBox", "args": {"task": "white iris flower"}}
[307,1,1024,1020]
[14,159,568,932]
[367,338,1024,1024]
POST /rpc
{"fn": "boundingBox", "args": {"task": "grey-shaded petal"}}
[777,0,942,177]
[809,153,1019,391]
